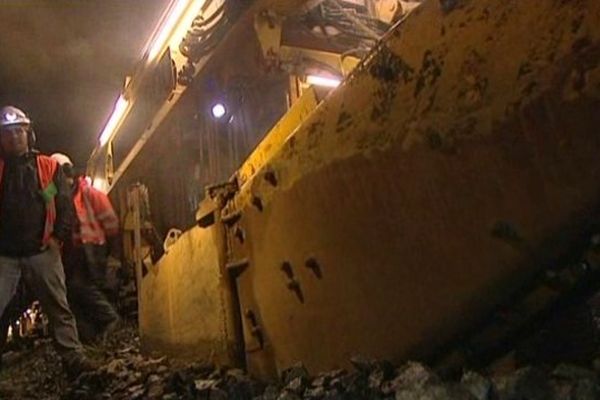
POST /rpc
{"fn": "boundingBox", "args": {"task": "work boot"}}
[101,316,122,343]
[76,318,98,344]
[62,351,96,378]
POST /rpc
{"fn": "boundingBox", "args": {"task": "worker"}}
[0,105,94,375]
[50,153,121,341]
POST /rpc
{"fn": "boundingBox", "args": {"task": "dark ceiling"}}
[0,0,169,165]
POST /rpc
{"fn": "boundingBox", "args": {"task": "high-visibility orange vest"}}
[73,176,119,245]
[0,154,59,245]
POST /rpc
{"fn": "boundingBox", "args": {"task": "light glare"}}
[148,0,191,62]
[212,103,226,119]
[99,95,130,146]
[306,75,342,88]
[92,178,108,193]
[169,0,209,52]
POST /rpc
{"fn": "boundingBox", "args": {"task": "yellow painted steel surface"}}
[139,222,240,364]
[222,0,600,378]
[236,86,319,189]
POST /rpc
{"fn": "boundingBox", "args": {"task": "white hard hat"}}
[0,105,31,127]
[50,152,73,166]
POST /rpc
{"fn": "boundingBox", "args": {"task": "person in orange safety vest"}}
[0,106,94,375]
[50,153,121,342]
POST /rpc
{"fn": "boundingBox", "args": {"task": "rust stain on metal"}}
[414,49,444,98]
[369,47,414,84]
[336,111,353,133]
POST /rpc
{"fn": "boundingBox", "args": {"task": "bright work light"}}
[211,103,226,119]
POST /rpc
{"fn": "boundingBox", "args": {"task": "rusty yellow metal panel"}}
[139,223,240,364]
[236,86,319,188]
[223,0,600,378]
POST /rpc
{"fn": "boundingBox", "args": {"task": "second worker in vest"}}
[0,106,94,375]
[50,153,122,342]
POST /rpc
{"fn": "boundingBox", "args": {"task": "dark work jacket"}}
[0,151,73,257]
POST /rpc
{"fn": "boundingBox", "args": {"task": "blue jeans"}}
[0,246,81,354]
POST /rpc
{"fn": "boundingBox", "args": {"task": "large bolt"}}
[305,257,323,279]
[264,170,278,187]
[252,196,264,212]
[234,226,245,243]
[287,278,301,291]
[280,261,294,278]
[280,262,304,303]
[221,210,242,226]
[244,309,264,349]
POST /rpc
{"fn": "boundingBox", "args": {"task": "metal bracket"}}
[226,258,250,276]
[205,178,239,201]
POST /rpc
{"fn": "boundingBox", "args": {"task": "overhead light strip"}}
[98,95,130,146]
[147,0,208,63]
[306,75,342,88]
[97,0,208,147]
[169,0,208,52]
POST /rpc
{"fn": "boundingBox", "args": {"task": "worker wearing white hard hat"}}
[51,152,121,342]
[0,106,94,375]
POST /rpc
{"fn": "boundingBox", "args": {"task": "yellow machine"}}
[88,0,600,378]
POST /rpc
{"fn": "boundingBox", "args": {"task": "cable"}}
[179,2,230,62]
[326,0,381,40]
